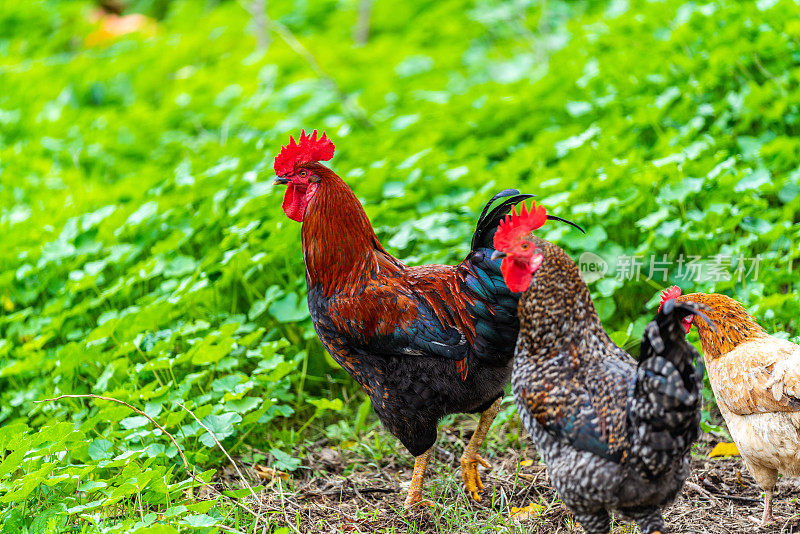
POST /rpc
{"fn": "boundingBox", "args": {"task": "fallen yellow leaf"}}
[253,464,289,481]
[85,11,157,47]
[520,459,533,467]
[709,442,739,458]
[510,502,545,520]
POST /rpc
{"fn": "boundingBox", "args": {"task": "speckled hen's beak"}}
[491,251,507,260]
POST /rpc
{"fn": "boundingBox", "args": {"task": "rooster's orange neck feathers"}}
[677,292,767,357]
[300,165,397,296]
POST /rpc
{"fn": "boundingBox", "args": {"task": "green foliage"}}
[1,0,799,530]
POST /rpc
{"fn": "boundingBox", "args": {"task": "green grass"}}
[1,0,799,531]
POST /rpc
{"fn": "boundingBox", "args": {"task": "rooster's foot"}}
[460,453,491,502]
[403,492,434,510]
[404,449,433,510]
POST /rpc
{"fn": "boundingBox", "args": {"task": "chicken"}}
[492,204,706,534]
[271,130,581,507]
[663,286,800,525]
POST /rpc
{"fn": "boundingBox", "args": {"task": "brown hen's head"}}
[491,201,549,293]
[658,286,766,356]
[273,130,335,222]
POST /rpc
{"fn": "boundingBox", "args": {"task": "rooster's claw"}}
[461,453,492,501]
[403,493,435,510]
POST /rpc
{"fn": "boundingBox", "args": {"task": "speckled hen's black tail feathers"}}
[629,300,708,478]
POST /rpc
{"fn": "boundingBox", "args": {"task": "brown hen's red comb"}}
[658,285,682,311]
[493,201,548,252]
[274,129,335,176]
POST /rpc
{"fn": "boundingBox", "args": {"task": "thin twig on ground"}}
[277,477,301,534]
[235,0,370,128]
[176,401,257,499]
[684,481,720,503]
[35,394,260,521]
[353,0,372,45]
[248,0,270,52]
[268,20,372,129]
[300,487,396,498]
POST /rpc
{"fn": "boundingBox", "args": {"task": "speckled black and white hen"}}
[491,204,707,534]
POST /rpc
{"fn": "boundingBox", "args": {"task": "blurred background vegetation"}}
[1,0,799,531]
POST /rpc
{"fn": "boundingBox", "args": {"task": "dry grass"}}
[214,432,800,534]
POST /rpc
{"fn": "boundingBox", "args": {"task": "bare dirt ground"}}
[224,436,800,534]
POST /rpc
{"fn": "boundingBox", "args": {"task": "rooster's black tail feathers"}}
[471,189,587,252]
[471,190,535,251]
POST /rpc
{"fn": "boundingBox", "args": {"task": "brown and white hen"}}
[663,287,800,525]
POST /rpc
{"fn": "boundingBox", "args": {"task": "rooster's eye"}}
[521,243,529,250]
[299,170,308,178]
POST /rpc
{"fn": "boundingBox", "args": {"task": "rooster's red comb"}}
[493,201,548,252]
[658,285,682,311]
[274,129,335,176]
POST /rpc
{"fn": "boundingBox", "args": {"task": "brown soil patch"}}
[226,439,800,533]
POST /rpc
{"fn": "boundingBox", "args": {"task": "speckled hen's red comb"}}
[274,130,335,176]
[493,201,548,251]
[658,285,682,311]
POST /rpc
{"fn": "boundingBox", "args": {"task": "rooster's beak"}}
[491,251,507,260]
[274,177,290,185]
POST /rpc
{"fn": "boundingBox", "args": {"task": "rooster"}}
[663,286,800,525]
[492,204,706,534]
[271,130,582,507]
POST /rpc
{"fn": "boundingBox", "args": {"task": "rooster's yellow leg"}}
[460,397,501,501]
[403,448,434,509]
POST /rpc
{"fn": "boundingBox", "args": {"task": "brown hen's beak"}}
[491,251,507,260]
[274,177,290,185]
[684,303,717,333]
